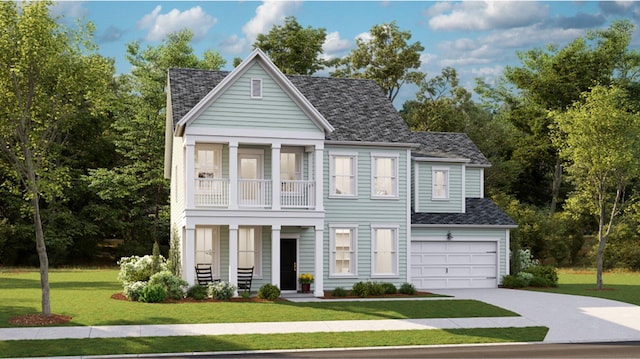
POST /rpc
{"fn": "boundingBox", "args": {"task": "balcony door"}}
[238,150,264,206]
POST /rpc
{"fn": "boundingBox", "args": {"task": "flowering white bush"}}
[208,281,236,300]
[123,281,148,301]
[117,255,168,284]
[518,249,539,271]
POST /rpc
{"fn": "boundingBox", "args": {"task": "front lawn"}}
[0,269,517,328]
[527,269,640,306]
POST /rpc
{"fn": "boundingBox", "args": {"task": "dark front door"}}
[280,238,297,290]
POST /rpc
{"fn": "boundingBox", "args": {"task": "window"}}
[330,225,357,276]
[238,226,261,276]
[251,78,262,98]
[195,144,222,179]
[432,167,449,199]
[280,149,302,192]
[195,226,220,278]
[372,155,398,198]
[372,226,398,276]
[330,153,357,197]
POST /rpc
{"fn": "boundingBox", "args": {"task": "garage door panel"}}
[411,241,498,289]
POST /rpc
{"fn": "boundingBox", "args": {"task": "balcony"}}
[194,179,316,209]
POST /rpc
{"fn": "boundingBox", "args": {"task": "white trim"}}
[412,235,500,242]
[505,229,511,277]
[185,127,326,141]
[406,148,412,285]
[238,226,262,278]
[461,164,466,213]
[314,227,324,297]
[329,152,358,198]
[413,156,470,163]
[480,168,485,198]
[432,166,450,200]
[325,140,418,148]
[414,162,420,213]
[371,224,400,278]
[250,78,263,99]
[329,224,358,278]
[412,224,518,229]
[370,153,399,199]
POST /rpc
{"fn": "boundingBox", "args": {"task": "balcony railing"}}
[194,179,316,209]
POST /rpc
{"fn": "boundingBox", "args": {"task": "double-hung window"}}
[371,154,398,198]
[372,225,398,277]
[238,226,261,277]
[330,225,357,276]
[432,167,449,200]
[194,144,223,205]
[330,153,357,197]
[280,149,302,193]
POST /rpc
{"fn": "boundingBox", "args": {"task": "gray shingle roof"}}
[168,68,413,143]
[411,132,490,166]
[412,198,516,227]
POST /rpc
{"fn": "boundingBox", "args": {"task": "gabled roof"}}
[411,132,490,166]
[412,198,516,227]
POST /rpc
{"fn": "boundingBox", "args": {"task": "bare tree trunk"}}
[32,191,51,315]
[596,225,605,290]
[550,159,562,215]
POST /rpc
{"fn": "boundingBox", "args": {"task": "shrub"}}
[149,271,188,300]
[138,284,167,303]
[369,282,385,296]
[186,285,208,300]
[381,282,398,295]
[117,255,167,285]
[524,265,558,287]
[123,281,147,301]
[208,281,237,300]
[257,283,281,300]
[167,226,182,277]
[501,275,527,288]
[399,282,417,295]
[516,271,534,286]
[240,291,252,299]
[351,281,370,298]
[331,287,348,297]
[529,276,550,287]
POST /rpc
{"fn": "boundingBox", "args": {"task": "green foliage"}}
[208,281,237,301]
[501,275,528,289]
[257,284,281,301]
[381,282,398,295]
[351,281,370,298]
[524,265,559,287]
[138,283,167,303]
[399,282,417,295]
[148,270,187,300]
[331,287,348,297]
[123,281,147,301]
[240,291,252,299]
[186,285,207,300]
[167,226,182,277]
[151,241,162,274]
[332,21,424,102]
[254,16,326,75]
[117,255,167,285]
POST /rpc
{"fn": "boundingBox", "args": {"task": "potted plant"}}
[299,273,314,293]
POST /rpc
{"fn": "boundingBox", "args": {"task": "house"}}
[164,49,516,297]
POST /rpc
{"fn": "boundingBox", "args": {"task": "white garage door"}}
[411,241,498,289]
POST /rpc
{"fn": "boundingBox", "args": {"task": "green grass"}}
[0,269,517,328]
[527,269,640,306]
[0,327,549,358]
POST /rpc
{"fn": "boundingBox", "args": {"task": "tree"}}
[332,21,424,102]
[87,29,225,252]
[254,16,326,75]
[0,1,113,314]
[552,85,640,289]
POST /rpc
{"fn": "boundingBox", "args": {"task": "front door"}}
[280,238,297,290]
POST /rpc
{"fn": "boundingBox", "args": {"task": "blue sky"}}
[53,1,640,106]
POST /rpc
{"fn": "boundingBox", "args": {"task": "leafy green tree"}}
[0,1,113,314]
[87,29,225,252]
[254,16,326,75]
[332,21,424,102]
[552,85,640,289]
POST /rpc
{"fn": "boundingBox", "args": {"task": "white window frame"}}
[195,226,221,279]
[280,148,303,193]
[371,225,399,277]
[432,166,450,200]
[371,153,399,199]
[329,152,358,198]
[251,78,263,99]
[194,144,222,179]
[329,224,358,277]
[238,226,262,278]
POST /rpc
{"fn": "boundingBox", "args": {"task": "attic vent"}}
[251,78,262,99]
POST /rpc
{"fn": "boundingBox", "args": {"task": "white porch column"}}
[314,146,324,211]
[229,142,238,210]
[313,227,324,297]
[185,226,195,286]
[271,225,281,289]
[185,140,195,209]
[271,144,281,210]
[229,224,239,296]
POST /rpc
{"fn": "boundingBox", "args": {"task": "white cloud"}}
[423,2,453,17]
[420,53,437,66]
[220,34,249,55]
[51,2,89,18]
[137,5,217,42]
[322,31,351,60]
[355,32,372,43]
[242,0,301,42]
[428,1,549,31]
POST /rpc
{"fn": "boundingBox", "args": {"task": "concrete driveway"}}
[433,288,640,343]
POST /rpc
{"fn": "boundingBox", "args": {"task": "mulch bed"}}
[9,314,72,326]
[321,290,436,299]
[110,292,288,303]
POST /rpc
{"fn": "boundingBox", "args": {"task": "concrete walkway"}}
[1,289,639,344]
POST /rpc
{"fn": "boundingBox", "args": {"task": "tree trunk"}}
[32,190,51,315]
[549,159,562,215]
[595,201,606,290]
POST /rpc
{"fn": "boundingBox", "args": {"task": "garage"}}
[411,241,498,289]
